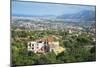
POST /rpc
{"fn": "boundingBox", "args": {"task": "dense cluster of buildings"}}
[12,16,85,32]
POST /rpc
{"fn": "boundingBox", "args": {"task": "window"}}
[32,47,34,49]
[32,44,34,46]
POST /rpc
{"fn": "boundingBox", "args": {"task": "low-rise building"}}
[27,36,65,55]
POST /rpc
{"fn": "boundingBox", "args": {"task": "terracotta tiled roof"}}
[35,36,54,42]
[47,36,54,42]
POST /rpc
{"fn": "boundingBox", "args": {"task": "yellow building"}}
[53,46,65,55]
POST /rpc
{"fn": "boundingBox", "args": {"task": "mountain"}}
[57,10,96,21]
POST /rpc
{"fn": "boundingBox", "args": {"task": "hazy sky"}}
[12,1,95,16]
